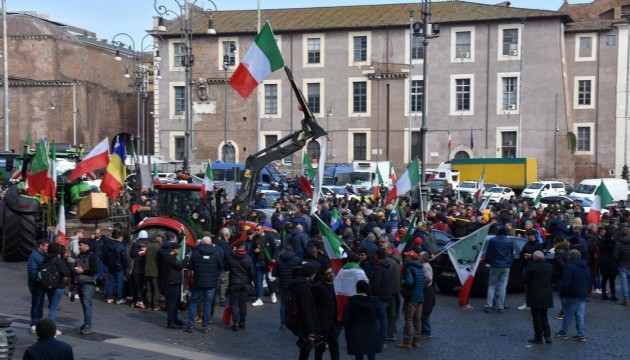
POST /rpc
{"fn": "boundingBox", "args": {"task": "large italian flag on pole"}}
[26,140,53,201]
[315,215,344,273]
[229,22,284,99]
[446,224,491,308]
[385,158,419,204]
[200,161,214,199]
[586,181,613,224]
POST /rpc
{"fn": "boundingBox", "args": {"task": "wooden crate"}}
[78,192,110,221]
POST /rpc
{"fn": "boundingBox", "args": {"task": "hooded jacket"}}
[342,294,382,356]
[272,250,301,289]
[559,258,591,299]
[616,235,630,268]
[402,260,425,303]
[226,250,254,286]
[370,259,393,300]
[102,237,127,273]
[188,243,223,289]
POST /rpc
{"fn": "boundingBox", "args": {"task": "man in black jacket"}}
[184,236,223,333]
[312,266,339,360]
[226,241,255,331]
[160,242,190,329]
[290,262,320,360]
[370,248,394,348]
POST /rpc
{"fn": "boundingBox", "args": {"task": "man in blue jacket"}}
[103,230,127,304]
[484,226,514,314]
[555,249,591,342]
[184,236,223,333]
[397,251,424,350]
[27,240,49,333]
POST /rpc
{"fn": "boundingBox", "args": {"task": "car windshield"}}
[527,183,543,190]
[460,182,476,189]
[574,184,596,194]
[428,180,444,189]
[331,187,348,195]
[488,187,503,193]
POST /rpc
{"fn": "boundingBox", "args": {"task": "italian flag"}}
[69,137,110,181]
[200,161,214,199]
[55,197,66,247]
[152,163,160,187]
[385,158,419,204]
[303,152,315,179]
[26,140,55,202]
[315,215,344,273]
[330,207,342,232]
[333,261,368,322]
[373,166,384,201]
[389,161,397,182]
[586,182,613,224]
[229,22,284,99]
[533,190,542,207]
[446,224,491,308]
[397,211,419,253]
[474,166,486,203]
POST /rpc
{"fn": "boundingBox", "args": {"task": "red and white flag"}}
[69,137,110,181]
[55,198,67,247]
[333,262,368,322]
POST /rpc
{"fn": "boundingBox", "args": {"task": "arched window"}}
[307,140,321,161]
[454,151,470,159]
[222,142,235,163]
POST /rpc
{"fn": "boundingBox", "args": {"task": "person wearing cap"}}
[289,261,320,360]
[74,238,98,335]
[27,239,49,333]
[23,318,74,360]
[161,241,190,329]
[397,250,425,349]
[483,226,515,314]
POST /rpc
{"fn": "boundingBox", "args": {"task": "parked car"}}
[433,236,553,296]
[539,195,595,214]
[321,185,349,200]
[428,179,454,200]
[482,186,515,203]
[521,181,566,200]
[456,180,479,199]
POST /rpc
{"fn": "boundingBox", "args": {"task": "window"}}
[502,77,518,110]
[307,38,321,64]
[174,137,184,160]
[353,133,367,160]
[307,141,320,161]
[307,83,321,114]
[501,132,517,158]
[174,86,185,115]
[411,131,421,160]
[575,33,596,61]
[222,143,235,163]
[577,126,591,152]
[577,79,591,106]
[223,41,236,66]
[265,134,278,150]
[502,28,519,55]
[173,42,184,67]
[353,81,367,113]
[605,35,617,46]
[353,36,367,62]
[411,80,424,112]
[264,84,278,115]
[411,36,424,60]
[455,31,471,58]
[455,79,471,111]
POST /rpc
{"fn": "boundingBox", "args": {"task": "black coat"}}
[312,279,337,332]
[226,250,254,286]
[599,238,618,276]
[160,252,189,286]
[188,244,223,289]
[342,294,382,356]
[523,260,554,309]
[370,259,394,300]
[290,277,319,337]
[272,250,301,289]
[23,337,74,360]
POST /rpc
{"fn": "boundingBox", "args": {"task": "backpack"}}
[38,257,61,290]
[285,282,306,335]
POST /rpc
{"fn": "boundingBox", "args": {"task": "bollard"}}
[0,319,16,360]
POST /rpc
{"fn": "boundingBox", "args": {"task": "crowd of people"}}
[25,184,630,358]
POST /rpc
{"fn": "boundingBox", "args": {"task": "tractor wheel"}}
[2,206,37,262]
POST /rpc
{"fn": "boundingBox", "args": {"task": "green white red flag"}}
[315,215,344,273]
[303,152,315,179]
[229,22,284,99]
[153,163,159,187]
[26,140,54,202]
[385,158,419,204]
[55,196,66,245]
[397,211,419,253]
[586,181,613,224]
[373,165,384,201]
[200,161,214,199]
[446,224,491,308]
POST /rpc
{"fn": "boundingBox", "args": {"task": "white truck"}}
[569,178,628,204]
[352,161,392,193]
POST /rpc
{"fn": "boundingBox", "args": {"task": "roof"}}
[158,1,568,36]
[1,13,79,42]
[565,19,615,32]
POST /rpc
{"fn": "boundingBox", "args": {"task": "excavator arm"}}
[233,66,327,217]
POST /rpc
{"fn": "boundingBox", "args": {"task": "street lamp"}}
[622,16,630,180]
[370,54,382,161]
[154,0,217,173]
[112,33,163,161]
[223,53,229,162]
[414,0,440,211]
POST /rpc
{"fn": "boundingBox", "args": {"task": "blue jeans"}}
[187,287,216,328]
[485,267,510,310]
[559,297,585,337]
[105,269,125,300]
[279,287,289,325]
[619,267,630,301]
[378,299,390,344]
[255,261,275,299]
[29,285,46,326]
[78,283,95,328]
[46,288,65,321]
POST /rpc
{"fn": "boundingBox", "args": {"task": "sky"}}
[13,0,591,43]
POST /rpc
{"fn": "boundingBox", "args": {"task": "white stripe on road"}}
[105,338,236,360]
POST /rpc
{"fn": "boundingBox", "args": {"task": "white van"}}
[521,181,566,199]
[570,178,628,203]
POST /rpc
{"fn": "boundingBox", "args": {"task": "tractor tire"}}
[2,205,37,262]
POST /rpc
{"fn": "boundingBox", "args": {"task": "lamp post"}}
[112,33,162,161]
[223,53,229,162]
[623,17,630,180]
[370,54,382,161]
[155,0,217,173]
[414,0,439,211]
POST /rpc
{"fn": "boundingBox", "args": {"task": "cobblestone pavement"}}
[1,259,629,359]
